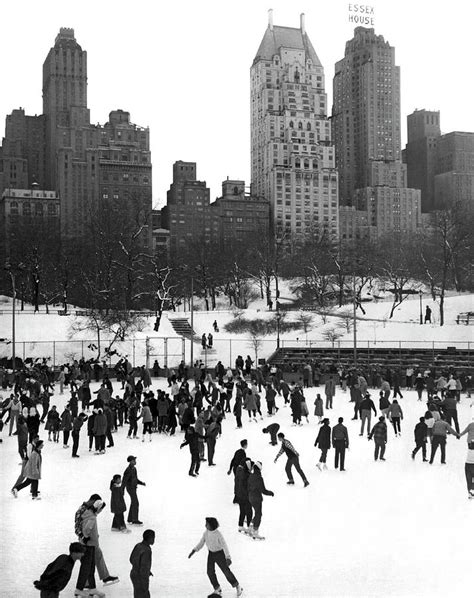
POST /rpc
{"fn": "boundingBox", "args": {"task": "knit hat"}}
[254,461,263,471]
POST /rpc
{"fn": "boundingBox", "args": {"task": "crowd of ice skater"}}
[1,356,473,597]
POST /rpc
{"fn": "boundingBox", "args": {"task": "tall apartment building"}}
[405,111,474,212]
[0,28,152,242]
[333,27,421,237]
[332,27,401,204]
[251,11,339,240]
[404,109,441,212]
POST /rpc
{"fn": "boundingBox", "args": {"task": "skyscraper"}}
[332,27,401,205]
[251,11,339,240]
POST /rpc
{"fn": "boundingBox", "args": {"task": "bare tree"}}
[322,326,344,347]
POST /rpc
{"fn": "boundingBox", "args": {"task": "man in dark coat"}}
[227,439,248,476]
[262,423,280,446]
[130,529,155,598]
[122,456,146,525]
[359,393,377,437]
[332,417,349,471]
[368,416,388,461]
[34,542,86,598]
[234,460,253,532]
[274,433,309,487]
[180,426,205,477]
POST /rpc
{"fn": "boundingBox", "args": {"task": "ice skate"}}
[251,527,265,540]
[74,590,90,597]
[207,586,222,597]
[238,525,246,533]
[103,575,119,585]
[469,491,474,500]
[88,590,106,597]
[236,584,244,596]
[316,463,322,471]
[11,488,18,498]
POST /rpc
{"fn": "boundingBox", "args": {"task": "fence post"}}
[53,341,56,369]
[164,337,168,368]
[181,338,185,363]
[81,341,84,359]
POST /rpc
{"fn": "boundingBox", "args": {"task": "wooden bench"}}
[456,312,474,325]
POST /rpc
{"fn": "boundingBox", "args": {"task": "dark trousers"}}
[126,486,140,522]
[250,498,262,529]
[106,429,114,446]
[445,410,459,434]
[190,451,200,475]
[95,435,105,451]
[391,417,401,434]
[393,386,403,398]
[130,570,150,598]
[430,436,446,464]
[15,477,39,497]
[112,512,126,529]
[40,591,59,598]
[319,448,328,463]
[88,434,94,450]
[76,545,96,590]
[325,395,333,409]
[237,498,252,527]
[72,430,80,456]
[235,414,242,428]
[374,441,386,460]
[207,550,238,590]
[285,456,307,483]
[334,440,346,470]
[207,438,216,465]
[142,422,152,435]
[63,430,70,445]
[465,463,474,492]
[128,420,138,437]
[413,440,426,459]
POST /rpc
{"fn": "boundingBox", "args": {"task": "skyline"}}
[1,0,472,209]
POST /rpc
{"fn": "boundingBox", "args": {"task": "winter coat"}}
[122,463,145,490]
[45,410,60,432]
[93,412,107,436]
[414,422,428,443]
[315,424,331,450]
[290,391,302,417]
[60,410,72,431]
[141,368,152,387]
[369,421,387,443]
[180,429,204,453]
[81,509,99,547]
[379,395,391,410]
[388,403,403,419]
[141,405,153,423]
[324,379,336,398]
[24,449,42,479]
[332,423,349,448]
[182,406,195,428]
[432,420,457,438]
[234,464,250,500]
[248,469,273,503]
[314,397,324,417]
[110,483,126,514]
[229,448,246,474]
[360,397,377,414]
[167,403,177,428]
[130,541,152,577]
[157,398,169,417]
[459,422,474,443]
[244,392,257,412]
[233,397,242,417]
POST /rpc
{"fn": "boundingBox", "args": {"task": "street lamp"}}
[4,261,17,375]
[419,290,423,325]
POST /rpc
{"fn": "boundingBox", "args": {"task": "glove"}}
[227,470,231,476]
[33,581,43,590]
[269,491,274,497]
[188,550,195,559]
[82,536,90,544]
[226,557,232,566]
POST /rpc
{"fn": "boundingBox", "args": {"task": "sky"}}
[0,0,473,209]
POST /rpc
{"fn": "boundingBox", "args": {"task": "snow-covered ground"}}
[1,378,473,597]
[0,289,472,369]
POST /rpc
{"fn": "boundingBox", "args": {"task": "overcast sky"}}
[1,0,472,208]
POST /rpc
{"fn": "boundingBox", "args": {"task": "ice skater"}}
[274,433,309,487]
[247,461,274,539]
[368,416,388,461]
[412,417,428,461]
[188,517,243,597]
[262,422,280,445]
[234,459,253,533]
[332,417,349,471]
[315,418,331,470]
[122,456,146,525]
[34,542,86,598]
[110,474,131,533]
[12,438,43,499]
[130,529,155,598]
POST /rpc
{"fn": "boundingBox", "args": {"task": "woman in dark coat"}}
[234,460,253,532]
[110,474,129,532]
[247,462,274,539]
[166,401,178,436]
[290,387,302,425]
[315,418,331,470]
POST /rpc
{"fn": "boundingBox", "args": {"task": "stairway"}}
[169,317,200,342]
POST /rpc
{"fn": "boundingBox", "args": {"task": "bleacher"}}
[267,346,474,374]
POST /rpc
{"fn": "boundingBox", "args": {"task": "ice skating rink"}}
[1,379,473,597]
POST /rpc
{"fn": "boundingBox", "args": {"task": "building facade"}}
[251,11,339,240]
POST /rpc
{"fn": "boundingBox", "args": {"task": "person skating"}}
[180,425,205,476]
[313,393,324,423]
[387,399,403,437]
[359,393,377,437]
[332,417,349,471]
[247,461,274,539]
[262,422,280,446]
[60,404,72,448]
[12,438,43,499]
[324,376,336,410]
[71,412,88,458]
[315,418,331,470]
[227,439,247,476]
[234,459,253,533]
[141,400,153,442]
[379,390,391,418]
[33,542,86,598]
[205,417,221,466]
[77,498,118,594]
[464,440,474,499]
[122,456,146,525]
[110,474,131,533]
[414,374,425,401]
[412,417,428,461]
[93,408,107,454]
[274,432,309,487]
[45,406,60,443]
[189,517,243,596]
[429,415,459,464]
[130,529,155,598]
[368,416,388,461]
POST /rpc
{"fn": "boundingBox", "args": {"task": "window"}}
[23,202,31,216]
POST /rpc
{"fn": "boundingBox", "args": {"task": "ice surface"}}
[1,379,473,597]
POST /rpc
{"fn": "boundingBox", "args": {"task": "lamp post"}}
[419,290,423,325]
[353,274,358,368]
[4,262,16,374]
